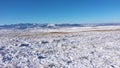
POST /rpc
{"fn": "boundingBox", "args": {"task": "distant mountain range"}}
[0,23,120,29]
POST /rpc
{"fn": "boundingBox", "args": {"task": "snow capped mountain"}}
[47,24,56,27]
[0,23,120,30]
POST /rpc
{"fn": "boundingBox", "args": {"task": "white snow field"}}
[0,26,120,68]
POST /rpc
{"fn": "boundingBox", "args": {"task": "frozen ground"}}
[0,26,120,68]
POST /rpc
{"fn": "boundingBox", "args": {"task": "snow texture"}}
[0,26,120,68]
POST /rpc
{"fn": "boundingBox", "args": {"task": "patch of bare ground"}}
[16,32,71,38]
[2,29,120,38]
[79,29,120,32]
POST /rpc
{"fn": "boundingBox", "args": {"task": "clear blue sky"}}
[0,0,120,25]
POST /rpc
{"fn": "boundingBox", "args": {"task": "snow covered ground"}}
[0,26,120,68]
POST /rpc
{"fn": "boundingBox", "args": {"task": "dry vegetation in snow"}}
[0,26,120,68]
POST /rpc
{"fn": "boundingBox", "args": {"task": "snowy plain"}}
[0,26,120,68]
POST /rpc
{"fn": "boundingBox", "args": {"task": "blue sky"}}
[0,0,120,25]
